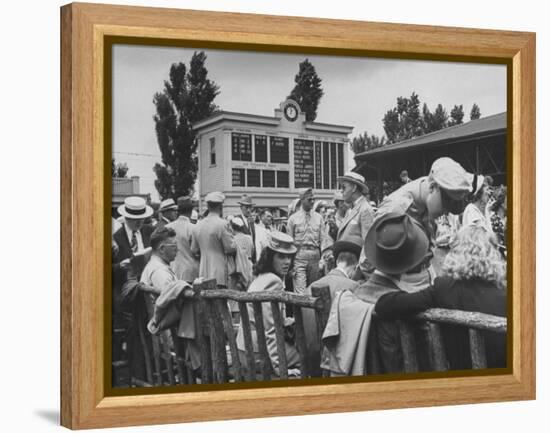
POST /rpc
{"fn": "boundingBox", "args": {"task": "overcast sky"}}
[112,44,506,201]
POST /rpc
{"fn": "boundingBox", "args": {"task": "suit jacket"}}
[375,276,507,369]
[112,223,154,311]
[337,195,375,274]
[191,213,236,286]
[166,216,200,283]
[302,268,360,376]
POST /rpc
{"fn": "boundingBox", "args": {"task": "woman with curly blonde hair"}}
[442,225,506,290]
[375,224,507,370]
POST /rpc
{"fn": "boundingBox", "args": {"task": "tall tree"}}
[383,92,424,143]
[448,104,465,126]
[470,103,481,120]
[152,52,220,200]
[350,132,387,154]
[288,59,324,122]
[111,158,129,178]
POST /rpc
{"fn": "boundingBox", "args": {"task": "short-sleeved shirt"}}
[287,209,332,253]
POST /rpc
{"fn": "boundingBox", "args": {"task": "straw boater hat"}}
[268,231,297,255]
[337,171,369,194]
[238,194,255,206]
[117,196,153,219]
[159,198,177,212]
[364,212,429,275]
[332,233,363,260]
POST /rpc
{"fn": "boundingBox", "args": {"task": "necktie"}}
[130,230,138,253]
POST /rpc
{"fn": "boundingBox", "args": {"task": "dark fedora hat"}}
[364,212,429,275]
[333,233,363,260]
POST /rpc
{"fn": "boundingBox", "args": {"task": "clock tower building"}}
[192,99,353,216]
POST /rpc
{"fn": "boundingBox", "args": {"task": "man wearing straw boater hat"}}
[191,192,236,288]
[156,198,178,230]
[336,171,376,280]
[286,187,333,295]
[373,157,475,291]
[111,196,155,382]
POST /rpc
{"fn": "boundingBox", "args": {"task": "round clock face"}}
[284,104,298,121]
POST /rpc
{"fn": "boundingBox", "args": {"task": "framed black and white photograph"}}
[60,3,535,429]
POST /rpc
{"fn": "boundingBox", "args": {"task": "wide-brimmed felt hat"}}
[238,194,255,206]
[117,196,153,220]
[337,171,368,193]
[333,233,363,260]
[364,212,429,275]
[159,198,177,212]
[268,231,297,255]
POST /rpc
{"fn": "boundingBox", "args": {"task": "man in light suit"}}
[166,196,199,284]
[336,171,375,280]
[191,192,236,288]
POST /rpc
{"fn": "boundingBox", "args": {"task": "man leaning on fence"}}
[286,187,333,295]
[140,226,200,374]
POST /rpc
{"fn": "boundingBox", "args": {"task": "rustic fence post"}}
[311,285,331,378]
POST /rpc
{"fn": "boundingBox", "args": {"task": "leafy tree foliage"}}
[470,103,481,120]
[383,92,424,143]
[422,103,449,133]
[111,158,129,178]
[350,132,387,154]
[152,52,219,200]
[448,104,465,126]
[288,59,324,122]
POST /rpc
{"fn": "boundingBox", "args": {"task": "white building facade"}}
[193,100,353,215]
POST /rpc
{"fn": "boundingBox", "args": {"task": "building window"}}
[232,133,252,161]
[337,142,344,178]
[276,171,289,188]
[322,142,330,189]
[210,137,216,166]
[255,135,268,162]
[262,170,275,188]
[247,169,261,187]
[232,168,245,187]
[269,136,289,163]
[330,142,338,189]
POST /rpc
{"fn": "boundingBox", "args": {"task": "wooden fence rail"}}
[119,281,507,386]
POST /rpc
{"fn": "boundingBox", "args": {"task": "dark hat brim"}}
[364,213,430,274]
[333,240,362,260]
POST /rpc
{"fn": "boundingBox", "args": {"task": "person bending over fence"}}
[374,224,507,370]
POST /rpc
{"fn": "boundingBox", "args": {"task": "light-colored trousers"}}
[293,249,321,295]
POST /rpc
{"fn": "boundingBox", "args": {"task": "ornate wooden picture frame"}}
[61,2,535,429]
